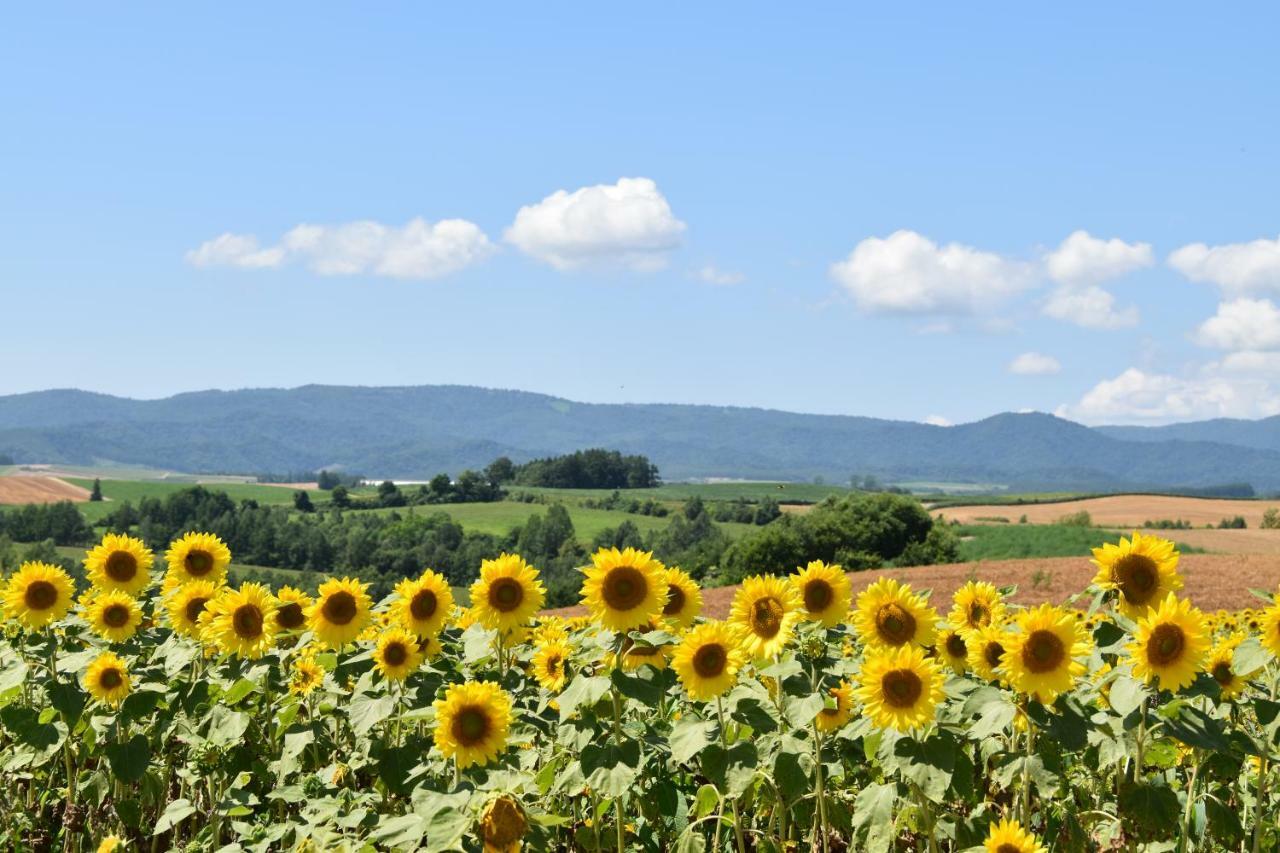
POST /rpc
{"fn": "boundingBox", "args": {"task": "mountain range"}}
[2,385,1280,491]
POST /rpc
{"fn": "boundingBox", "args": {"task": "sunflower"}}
[814,681,855,732]
[852,578,938,650]
[373,627,424,681]
[289,655,325,696]
[164,580,220,638]
[307,577,373,649]
[394,570,454,638]
[791,560,851,627]
[730,574,802,660]
[949,581,1006,636]
[469,554,545,633]
[418,633,444,660]
[617,630,669,672]
[432,681,512,769]
[983,818,1046,853]
[1002,604,1089,703]
[532,640,571,693]
[1207,634,1257,700]
[968,624,1012,684]
[672,621,748,702]
[84,533,153,597]
[581,547,667,633]
[96,836,125,853]
[479,794,528,853]
[855,644,945,732]
[533,616,570,644]
[163,532,232,587]
[201,582,278,659]
[271,586,311,633]
[1261,604,1280,659]
[660,566,703,630]
[937,626,969,674]
[83,651,131,707]
[1127,593,1209,692]
[3,561,75,630]
[1092,531,1183,619]
[82,589,143,643]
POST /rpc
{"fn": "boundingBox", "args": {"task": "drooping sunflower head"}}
[937,626,969,674]
[729,574,802,661]
[581,547,667,633]
[660,566,703,630]
[791,560,851,627]
[672,620,748,702]
[853,578,938,650]
[468,554,545,633]
[479,794,528,853]
[163,579,221,638]
[3,561,75,630]
[163,532,231,587]
[306,577,373,649]
[272,586,312,633]
[968,624,1012,684]
[432,681,512,769]
[855,644,945,733]
[983,817,1047,853]
[82,589,143,644]
[1127,593,1209,692]
[532,640,572,693]
[814,680,855,732]
[202,582,278,659]
[1002,604,1089,704]
[394,570,454,638]
[1092,531,1183,619]
[949,581,1006,634]
[373,627,423,681]
[84,533,153,597]
[289,655,325,696]
[83,651,131,707]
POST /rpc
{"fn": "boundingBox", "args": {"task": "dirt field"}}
[0,476,92,504]
[935,494,1276,528]
[545,553,1280,620]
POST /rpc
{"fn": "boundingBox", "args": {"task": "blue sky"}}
[4,4,1280,425]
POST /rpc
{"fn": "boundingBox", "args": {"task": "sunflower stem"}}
[1020,698,1035,827]
[715,695,747,853]
[810,720,829,853]
[1178,750,1200,852]
[610,632,627,853]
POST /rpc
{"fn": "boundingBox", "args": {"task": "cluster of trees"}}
[0,501,92,545]
[709,497,782,526]
[492,449,661,489]
[257,470,364,490]
[581,490,670,518]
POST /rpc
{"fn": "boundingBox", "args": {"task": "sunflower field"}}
[2,531,1280,852]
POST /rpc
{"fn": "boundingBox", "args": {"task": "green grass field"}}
[510,481,851,504]
[64,478,327,522]
[953,523,1205,561]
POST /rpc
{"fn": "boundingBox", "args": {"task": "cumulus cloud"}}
[1056,367,1280,424]
[829,230,1032,314]
[1169,235,1280,295]
[1193,298,1280,351]
[1044,230,1153,286]
[1041,284,1139,329]
[187,217,495,280]
[691,264,745,286]
[504,177,686,271]
[1008,352,1062,375]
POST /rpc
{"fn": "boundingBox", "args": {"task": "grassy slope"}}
[65,478,326,521]
[955,523,1204,561]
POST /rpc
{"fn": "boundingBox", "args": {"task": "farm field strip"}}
[934,493,1277,527]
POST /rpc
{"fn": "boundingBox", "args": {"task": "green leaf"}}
[277,728,314,780]
[1161,703,1229,751]
[377,744,419,796]
[557,675,611,722]
[783,692,825,730]
[774,747,809,800]
[693,784,720,819]
[222,677,258,704]
[105,734,150,782]
[668,717,716,765]
[153,798,196,835]
[580,738,641,797]
[46,680,85,728]
[893,733,955,802]
[968,697,1016,740]
[1119,779,1180,838]
[1108,675,1147,717]
[346,693,397,737]
[852,782,896,853]
[1233,637,1270,675]
[205,705,250,747]
[370,814,426,850]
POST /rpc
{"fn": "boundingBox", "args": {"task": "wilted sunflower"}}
[272,586,311,633]
[855,644,945,732]
[660,566,703,630]
[814,681,855,732]
[469,554,545,633]
[164,579,220,638]
[730,574,801,660]
[1261,603,1280,658]
[373,627,423,681]
[1092,531,1183,619]
[307,577,373,649]
[853,578,938,650]
[936,626,969,674]
[949,581,1006,636]
[968,624,1011,683]
[581,547,667,633]
[84,533,153,597]
[1002,604,1089,703]
[83,651,131,707]
[83,589,143,643]
[532,640,571,692]
[163,532,232,587]
[1127,593,1209,692]
[1207,635,1257,700]
[791,560,851,627]
[479,794,528,853]
[672,620,748,701]
[289,655,325,696]
[432,681,512,769]
[202,582,278,659]
[983,818,1046,853]
[3,561,75,629]
[394,570,454,638]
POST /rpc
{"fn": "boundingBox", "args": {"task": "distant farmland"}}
[932,493,1276,527]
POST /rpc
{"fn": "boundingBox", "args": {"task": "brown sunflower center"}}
[98,667,124,690]
[750,597,784,638]
[185,596,210,624]
[803,580,834,614]
[102,603,131,628]
[489,578,525,613]
[482,797,528,847]
[410,589,438,620]
[276,601,305,629]
[322,591,358,625]
[663,583,686,616]
[628,644,660,658]
[881,669,923,708]
[184,549,214,576]
[1147,623,1186,666]
[105,551,138,583]
[1022,629,1066,673]
[692,642,727,678]
[24,580,58,611]
[382,642,408,667]
[452,705,492,746]
[601,566,648,612]
[546,655,562,675]
[232,603,264,639]
[1211,661,1234,686]
[968,602,988,627]
[996,846,1022,853]
[875,603,916,645]
[984,641,1006,670]
[1114,554,1159,604]
[945,633,967,659]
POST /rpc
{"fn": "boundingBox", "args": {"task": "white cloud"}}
[923,414,952,427]
[1169,235,1280,295]
[1215,350,1280,375]
[187,217,494,280]
[692,264,744,286]
[1193,298,1280,351]
[504,177,686,271]
[1044,230,1153,286]
[1041,284,1139,329]
[829,230,1032,314]
[1008,352,1062,375]
[1056,367,1280,424]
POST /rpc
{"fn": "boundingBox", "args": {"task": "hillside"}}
[1097,415,1280,453]
[3,385,1280,488]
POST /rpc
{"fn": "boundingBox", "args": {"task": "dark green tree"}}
[89,478,103,502]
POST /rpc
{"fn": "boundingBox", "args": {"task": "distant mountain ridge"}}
[2,385,1280,490]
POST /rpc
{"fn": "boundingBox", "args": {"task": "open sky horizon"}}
[5,4,1280,426]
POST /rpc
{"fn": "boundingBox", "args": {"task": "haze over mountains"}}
[3,385,1280,491]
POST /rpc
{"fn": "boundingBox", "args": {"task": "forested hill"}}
[3,385,1280,489]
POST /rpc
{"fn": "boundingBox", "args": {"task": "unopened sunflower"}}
[3,561,75,630]
[1127,593,1208,691]
[853,578,937,650]
[672,620,748,702]
[432,681,512,768]
[307,577,372,649]
[85,533,153,597]
[469,554,545,632]
[83,651,131,707]
[791,560,851,627]
[730,574,801,660]
[660,566,702,630]
[855,644,945,732]
[163,532,231,587]
[1002,603,1089,703]
[394,570,454,638]
[581,547,667,633]
[1091,531,1182,619]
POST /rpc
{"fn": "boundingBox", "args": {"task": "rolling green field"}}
[64,477,327,521]
[510,481,852,504]
[953,522,1205,561]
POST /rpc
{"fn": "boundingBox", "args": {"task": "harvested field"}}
[0,475,91,504]
[1156,527,1280,554]
[934,494,1275,527]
